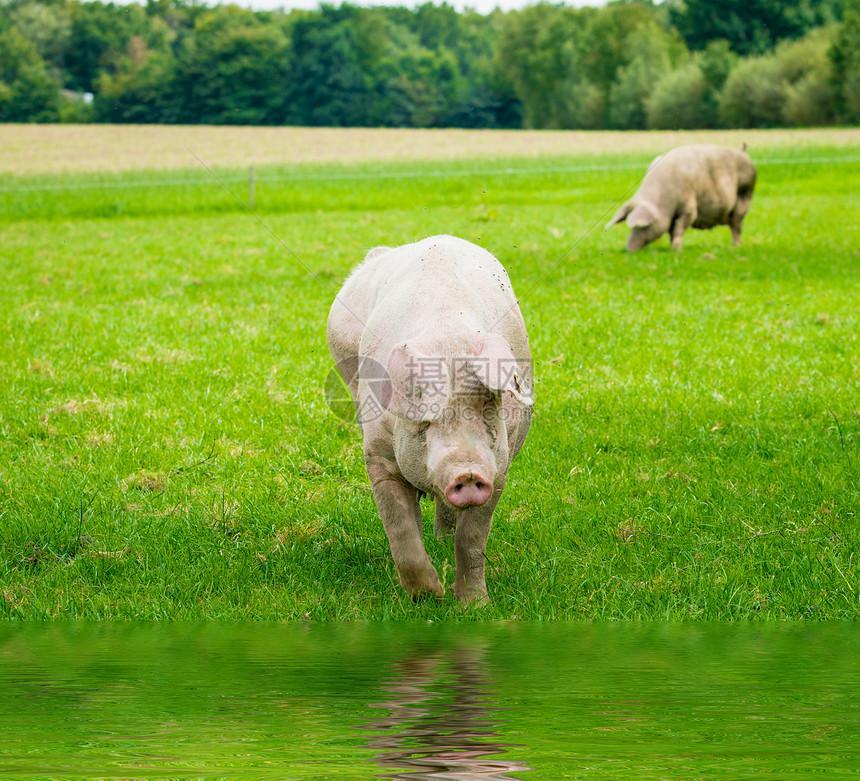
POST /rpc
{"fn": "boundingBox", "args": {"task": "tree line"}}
[2,0,860,129]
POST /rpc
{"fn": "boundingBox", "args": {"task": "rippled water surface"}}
[1,622,859,779]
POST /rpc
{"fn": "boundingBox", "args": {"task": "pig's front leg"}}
[366,456,443,599]
[670,209,695,251]
[453,495,500,604]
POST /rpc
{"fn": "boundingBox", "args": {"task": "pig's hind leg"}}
[729,195,752,246]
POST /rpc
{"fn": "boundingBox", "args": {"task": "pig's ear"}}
[472,333,533,407]
[365,246,391,261]
[384,342,450,422]
[606,201,632,229]
[627,202,658,229]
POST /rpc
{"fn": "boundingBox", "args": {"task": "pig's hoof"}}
[409,588,443,603]
[399,566,443,600]
[406,582,444,601]
[455,585,489,606]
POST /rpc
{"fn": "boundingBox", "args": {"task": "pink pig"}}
[327,235,533,603]
[607,144,757,252]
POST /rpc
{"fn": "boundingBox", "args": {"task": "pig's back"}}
[363,235,525,350]
[644,145,751,193]
[641,145,753,223]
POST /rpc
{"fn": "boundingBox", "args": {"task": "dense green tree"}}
[0,25,61,121]
[717,26,837,127]
[64,0,170,93]
[444,80,521,128]
[647,59,709,129]
[606,18,682,129]
[829,0,860,122]
[669,0,842,55]
[413,1,459,50]
[413,6,514,126]
[6,1,70,74]
[698,38,737,92]
[494,3,586,128]
[777,27,834,126]
[0,0,852,128]
[718,54,785,126]
[95,42,178,122]
[647,39,736,128]
[374,44,459,126]
[173,7,291,124]
[580,0,661,92]
[372,4,509,127]
[432,7,519,127]
[287,5,381,126]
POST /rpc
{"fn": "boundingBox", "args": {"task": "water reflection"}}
[360,646,531,779]
[2,622,859,779]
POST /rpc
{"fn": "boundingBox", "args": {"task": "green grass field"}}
[1,130,858,620]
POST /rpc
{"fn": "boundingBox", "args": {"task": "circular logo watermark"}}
[324,356,391,424]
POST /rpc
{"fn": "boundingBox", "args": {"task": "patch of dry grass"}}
[2,124,860,175]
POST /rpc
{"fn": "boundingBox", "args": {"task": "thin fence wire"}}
[2,155,859,194]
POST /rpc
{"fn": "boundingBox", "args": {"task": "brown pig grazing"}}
[606,144,756,252]
[326,235,533,604]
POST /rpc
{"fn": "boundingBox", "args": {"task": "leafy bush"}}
[647,60,709,129]
[606,21,675,130]
[778,28,835,126]
[718,55,785,127]
[718,27,837,128]
[565,80,606,129]
[783,70,835,125]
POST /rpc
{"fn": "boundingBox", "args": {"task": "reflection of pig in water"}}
[327,236,533,604]
[606,144,757,252]
[359,648,532,780]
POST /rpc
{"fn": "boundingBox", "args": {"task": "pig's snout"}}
[445,470,493,508]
